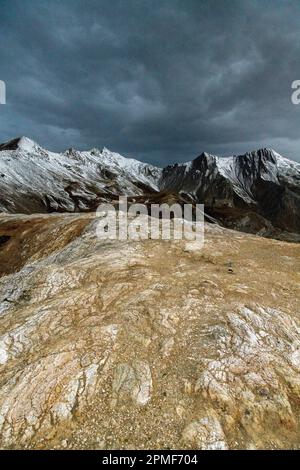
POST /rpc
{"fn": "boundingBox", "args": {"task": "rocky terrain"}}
[0,212,299,449]
[0,137,162,213]
[1,137,300,240]
[161,148,300,240]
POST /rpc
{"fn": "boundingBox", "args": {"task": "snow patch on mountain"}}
[0,137,162,213]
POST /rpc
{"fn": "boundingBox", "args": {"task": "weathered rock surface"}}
[0,213,299,449]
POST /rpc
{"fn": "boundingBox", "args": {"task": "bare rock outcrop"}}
[0,213,299,449]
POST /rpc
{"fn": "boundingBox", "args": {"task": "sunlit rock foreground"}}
[0,212,299,450]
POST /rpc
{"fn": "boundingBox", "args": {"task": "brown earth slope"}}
[0,213,299,449]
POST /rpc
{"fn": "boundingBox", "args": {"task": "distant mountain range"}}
[1,136,300,241]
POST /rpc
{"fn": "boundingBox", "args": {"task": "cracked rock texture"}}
[0,213,299,449]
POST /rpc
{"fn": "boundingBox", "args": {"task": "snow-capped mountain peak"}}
[16,136,40,153]
[159,146,300,237]
[0,137,162,213]
[1,137,300,240]
[0,136,41,153]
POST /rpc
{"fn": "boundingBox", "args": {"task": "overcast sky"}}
[0,0,300,165]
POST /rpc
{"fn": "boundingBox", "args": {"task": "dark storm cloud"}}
[1,0,300,165]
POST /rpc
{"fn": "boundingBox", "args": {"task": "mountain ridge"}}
[1,136,300,241]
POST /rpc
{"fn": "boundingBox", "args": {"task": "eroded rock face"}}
[112,361,152,406]
[0,213,299,449]
[182,414,228,450]
[194,306,300,447]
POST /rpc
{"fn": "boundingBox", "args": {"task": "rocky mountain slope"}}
[161,149,300,239]
[0,212,299,449]
[0,137,162,213]
[1,137,300,240]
